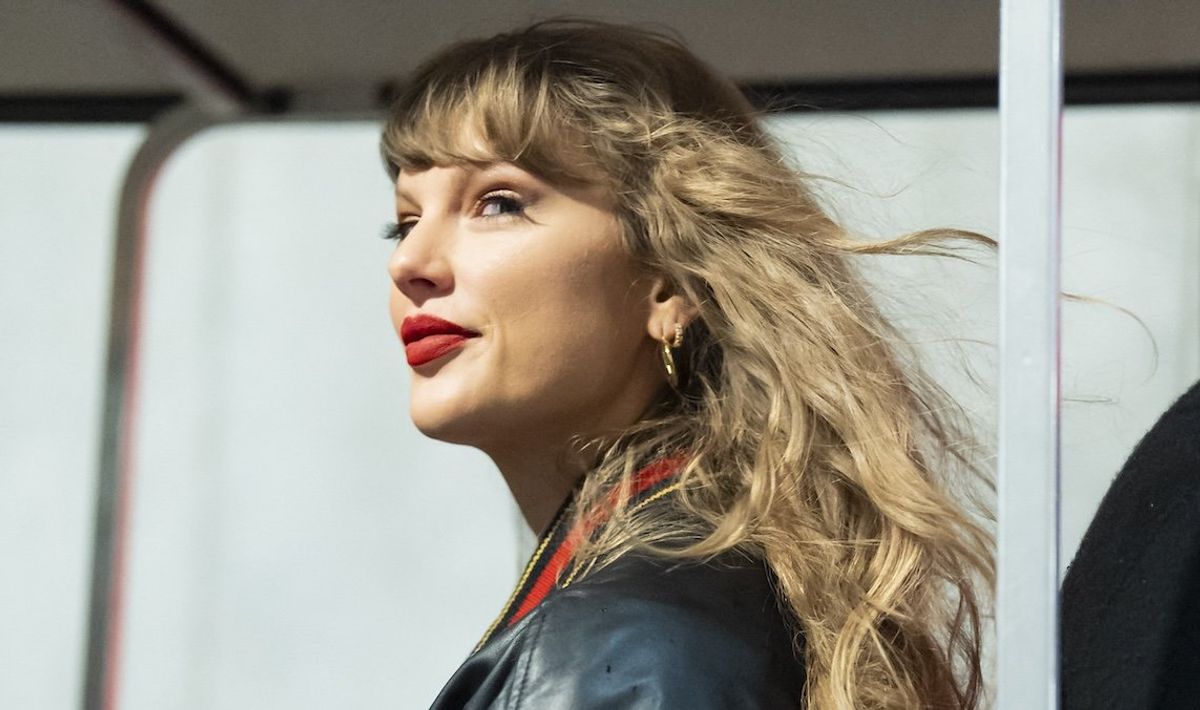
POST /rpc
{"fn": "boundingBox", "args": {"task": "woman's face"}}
[387,162,666,455]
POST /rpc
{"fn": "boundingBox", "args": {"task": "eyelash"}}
[380,190,526,242]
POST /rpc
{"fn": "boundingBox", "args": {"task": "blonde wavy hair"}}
[382,19,995,709]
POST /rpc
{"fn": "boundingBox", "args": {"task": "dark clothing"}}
[430,552,806,709]
[430,463,807,708]
[1062,380,1200,709]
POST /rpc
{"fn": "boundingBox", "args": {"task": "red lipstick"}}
[400,314,480,367]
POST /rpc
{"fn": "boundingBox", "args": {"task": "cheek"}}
[487,258,645,393]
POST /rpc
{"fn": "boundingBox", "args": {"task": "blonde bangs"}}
[380,47,602,187]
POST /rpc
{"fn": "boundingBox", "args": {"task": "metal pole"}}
[77,81,389,709]
[81,106,225,710]
[997,0,1063,708]
[82,1,257,705]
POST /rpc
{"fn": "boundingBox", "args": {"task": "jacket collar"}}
[474,455,686,650]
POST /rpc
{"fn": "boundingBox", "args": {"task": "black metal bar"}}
[744,76,1001,112]
[108,0,256,107]
[1065,68,1200,106]
[744,67,1200,112]
[3,68,1196,124]
[0,94,181,123]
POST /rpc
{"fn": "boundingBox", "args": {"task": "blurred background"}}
[2,2,1197,708]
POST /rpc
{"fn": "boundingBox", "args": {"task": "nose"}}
[387,218,454,304]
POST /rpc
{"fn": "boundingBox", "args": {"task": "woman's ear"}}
[646,275,699,342]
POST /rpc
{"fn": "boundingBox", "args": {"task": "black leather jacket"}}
[429,483,807,708]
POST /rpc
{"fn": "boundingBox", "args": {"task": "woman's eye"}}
[478,192,525,218]
[381,220,417,241]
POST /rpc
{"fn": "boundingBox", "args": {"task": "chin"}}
[408,394,494,447]
[412,417,477,446]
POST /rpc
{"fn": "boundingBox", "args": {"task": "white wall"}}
[2,106,1197,709]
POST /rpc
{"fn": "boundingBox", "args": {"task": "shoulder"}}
[1062,380,1200,707]
[516,551,806,708]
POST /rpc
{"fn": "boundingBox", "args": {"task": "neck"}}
[487,443,588,536]
[479,352,666,534]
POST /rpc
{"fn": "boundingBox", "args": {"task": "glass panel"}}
[767,109,1000,447]
[771,104,1200,575]
[1057,105,1200,567]
[771,104,1200,703]
[0,124,145,710]
[121,123,519,708]
[6,105,1196,709]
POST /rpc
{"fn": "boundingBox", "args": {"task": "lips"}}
[401,314,480,367]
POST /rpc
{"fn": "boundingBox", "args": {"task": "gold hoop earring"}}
[660,338,678,388]
[660,323,683,388]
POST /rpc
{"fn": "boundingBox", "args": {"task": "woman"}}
[380,19,993,709]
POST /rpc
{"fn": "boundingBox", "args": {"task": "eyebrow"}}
[470,162,547,192]
[394,162,540,205]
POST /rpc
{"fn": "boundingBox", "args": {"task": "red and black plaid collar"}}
[474,455,685,651]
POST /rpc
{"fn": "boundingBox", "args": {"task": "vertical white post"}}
[997,0,1062,708]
